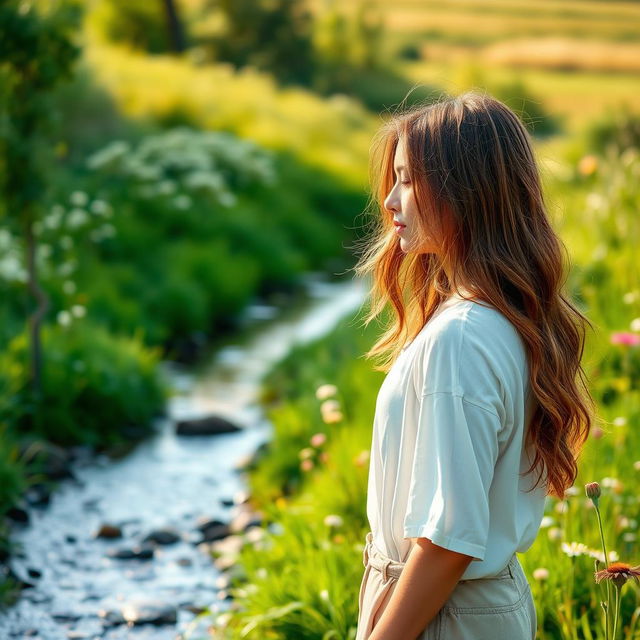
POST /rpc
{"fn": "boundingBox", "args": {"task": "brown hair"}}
[351,89,596,499]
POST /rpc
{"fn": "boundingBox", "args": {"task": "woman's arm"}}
[368,537,473,640]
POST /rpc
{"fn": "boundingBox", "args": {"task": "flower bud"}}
[585,482,601,505]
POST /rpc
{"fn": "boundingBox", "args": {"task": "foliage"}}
[0,320,169,447]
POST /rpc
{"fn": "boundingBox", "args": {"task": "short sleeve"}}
[402,392,501,560]
[403,314,505,561]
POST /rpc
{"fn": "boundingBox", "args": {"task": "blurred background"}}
[0,0,639,638]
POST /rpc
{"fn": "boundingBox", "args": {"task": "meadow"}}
[0,0,639,637]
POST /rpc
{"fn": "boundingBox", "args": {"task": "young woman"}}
[351,90,596,639]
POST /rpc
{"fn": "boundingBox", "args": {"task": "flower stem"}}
[612,585,621,640]
[594,505,611,640]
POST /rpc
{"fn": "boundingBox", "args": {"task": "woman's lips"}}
[394,222,406,234]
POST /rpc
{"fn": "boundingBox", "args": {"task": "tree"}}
[0,0,81,415]
[202,0,316,86]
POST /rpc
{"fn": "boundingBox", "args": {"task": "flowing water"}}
[0,272,367,640]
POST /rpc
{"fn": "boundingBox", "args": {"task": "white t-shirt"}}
[366,291,548,579]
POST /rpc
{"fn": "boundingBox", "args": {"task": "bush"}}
[0,320,169,447]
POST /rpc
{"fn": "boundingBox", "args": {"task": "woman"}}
[351,90,596,639]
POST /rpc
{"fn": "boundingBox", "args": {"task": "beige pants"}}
[356,531,536,640]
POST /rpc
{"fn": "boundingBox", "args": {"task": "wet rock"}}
[94,523,122,539]
[194,518,231,543]
[27,567,42,579]
[176,556,192,567]
[6,502,30,524]
[100,601,178,626]
[141,526,181,545]
[210,534,245,558]
[2,565,35,590]
[19,440,75,480]
[106,544,155,560]
[229,507,263,534]
[175,414,241,436]
[219,497,235,507]
[65,534,77,543]
[24,483,52,507]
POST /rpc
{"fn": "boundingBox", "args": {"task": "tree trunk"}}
[24,205,49,408]
[162,0,186,53]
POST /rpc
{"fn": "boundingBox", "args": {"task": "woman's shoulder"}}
[411,299,528,403]
[421,298,522,350]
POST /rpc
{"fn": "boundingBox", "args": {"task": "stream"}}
[0,272,367,640]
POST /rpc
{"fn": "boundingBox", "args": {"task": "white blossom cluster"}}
[85,127,277,210]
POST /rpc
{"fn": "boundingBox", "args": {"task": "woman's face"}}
[383,136,440,255]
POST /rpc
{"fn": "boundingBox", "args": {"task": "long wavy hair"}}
[351,90,596,499]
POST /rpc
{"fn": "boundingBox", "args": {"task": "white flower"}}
[173,194,192,210]
[588,549,619,563]
[613,416,627,427]
[71,305,86,318]
[67,208,88,229]
[623,290,639,304]
[57,310,72,326]
[59,236,74,250]
[323,514,343,528]
[70,191,88,207]
[540,516,555,528]
[631,318,640,333]
[555,500,569,514]
[561,541,589,558]
[62,280,76,295]
[564,486,580,497]
[533,568,549,581]
[90,199,111,216]
[315,384,338,400]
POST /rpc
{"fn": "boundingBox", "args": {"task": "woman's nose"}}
[384,193,398,213]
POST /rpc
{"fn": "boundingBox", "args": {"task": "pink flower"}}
[310,432,327,447]
[610,332,640,346]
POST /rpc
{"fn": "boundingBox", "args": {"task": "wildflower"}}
[564,486,580,497]
[589,549,620,564]
[591,426,604,439]
[631,318,640,332]
[613,416,627,427]
[69,190,89,207]
[634,461,640,471]
[561,541,590,557]
[585,482,601,504]
[320,399,340,414]
[353,449,370,467]
[623,291,639,304]
[310,432,327,447]
[540,516,554,528]
[319,589,330,601]
[298,447,315,460]
[57,310,72,327]
[578,155,598,176]
[555,500,569,514]
[315,383,338,400]
[300,459,314,472]
[322,410,343,424]
[601,477,623,494]
[71,305,86,318]
[548,527,563,541]
[319,451,330,464]
[324,514,343,528]
[594,562,640,589]
[610,332,640,346]
[533,568,549,581]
